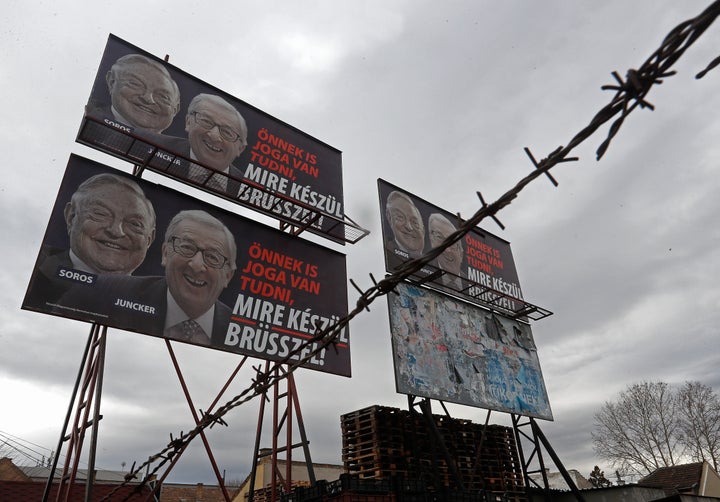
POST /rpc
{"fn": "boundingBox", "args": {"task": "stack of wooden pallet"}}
[341,405,525,501]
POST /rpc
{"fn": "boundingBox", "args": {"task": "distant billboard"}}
[387,282,552,420]
[378,179,545,318]
[77,34,357,244]
[23,154,350,377]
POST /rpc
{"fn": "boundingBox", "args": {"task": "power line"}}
[0,430,53,466]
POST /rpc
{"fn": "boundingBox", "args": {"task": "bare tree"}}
[678,381,720,471]
[592,381,686,477]
[588,465,612,488]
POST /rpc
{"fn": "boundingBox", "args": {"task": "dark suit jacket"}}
[86,103,116,123]
[385,238,425,272]
[141,133,245,198]
[23,247,85,309]
[60,275,232,347]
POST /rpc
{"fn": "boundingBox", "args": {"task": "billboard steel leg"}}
[140,341,249,502]
[249,365,315,502]
[43,323,106,502]
[512,414,586,502]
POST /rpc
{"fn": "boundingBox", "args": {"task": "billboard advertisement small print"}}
[23,154,351,377]
[378,179,526,314]
[79,34,347,243]
[387,282,552,420]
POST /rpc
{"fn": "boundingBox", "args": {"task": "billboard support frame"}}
[403,396,586,500]
[511,414,586,502]
[138,345,250,502]
[249,363,315,502]
[407,395,466,491]
[44,324,255,502]
[43,323,107,502]
[162,340,248,502]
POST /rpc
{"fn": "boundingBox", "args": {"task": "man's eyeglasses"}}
[191,112,242,142]
[168,236,228,269]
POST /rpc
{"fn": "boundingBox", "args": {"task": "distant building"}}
[1,456,243,501]
[160,481,240,502]
[0,456,155,501]
[639,461,720,498]
[528,469,593,491]
[526,482,668,502]
[233,450,344,502]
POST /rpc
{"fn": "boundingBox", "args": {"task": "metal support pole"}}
[288,374,315,485]
[164,340,234,502]
[249,365,315,502]
[417,398,465,491]
[248,361,271,502]
[42,325,96,502]
[84,326,107,502]
[45,323,106,502]
[511,414,586,502]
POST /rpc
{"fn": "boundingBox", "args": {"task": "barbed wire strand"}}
[103,2,720,500]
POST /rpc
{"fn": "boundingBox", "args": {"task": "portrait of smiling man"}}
[65,173,157,274]
[59,210,237,347]
[159,209,236,343]
[428,212,464,290]
[24,173,156,306]
[102,54,181,134]
[149,93,248,197]
[384,190,426,265]
[186,93,248,177]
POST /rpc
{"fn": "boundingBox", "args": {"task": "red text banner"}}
[78,34,349,243]
[378,179,529,316]
[23,155,350,376]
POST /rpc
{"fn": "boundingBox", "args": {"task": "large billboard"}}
[387,282,552,420]
[378,179,549,319]
[77,34,360,244]
[23,155,351,377]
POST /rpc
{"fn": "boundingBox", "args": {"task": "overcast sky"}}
[2,0,720,487]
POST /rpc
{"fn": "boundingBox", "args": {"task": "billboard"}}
[387,282,552,420]
[378,179,549,319]
[23,154,351,377]
[77,34,359,244]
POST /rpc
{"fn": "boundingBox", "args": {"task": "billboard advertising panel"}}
[78,34,354,243]
[23,154,351,377]
[387,282,552,420]
[378,179,545,318]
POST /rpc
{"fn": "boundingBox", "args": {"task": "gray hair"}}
[71,173,156,228]
[428,213,455,231]
[108,54,180,106]
[187,94,248,149]
[428,212,462,250]
[385,191,421,222]
[164,210,237,271]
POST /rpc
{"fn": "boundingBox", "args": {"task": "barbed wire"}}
[103,2,720,500]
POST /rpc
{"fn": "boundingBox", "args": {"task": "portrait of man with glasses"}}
[159,209,236,344]
[148,93,249,198]
[58,209,237,347]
